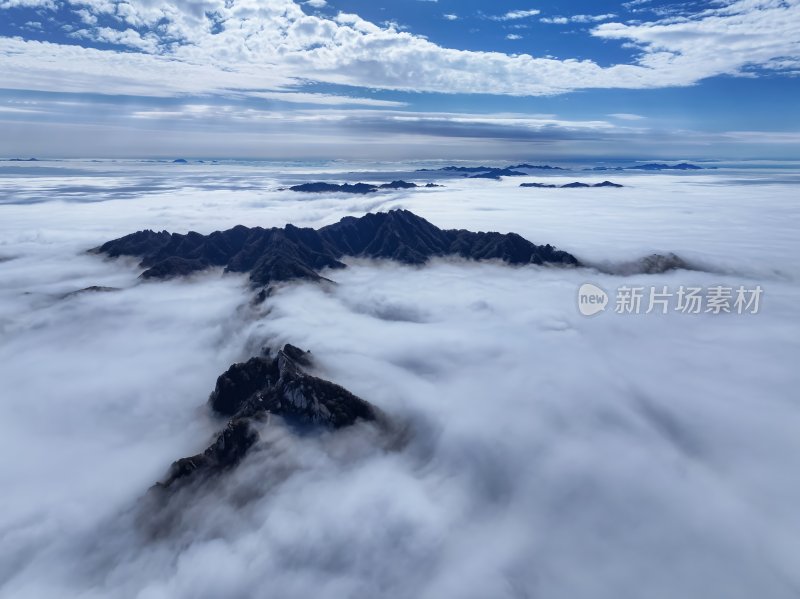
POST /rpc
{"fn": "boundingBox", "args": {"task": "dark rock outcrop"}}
[560,182,592,188]
[590,252,696,276]
[621,252,693,275]
[209,345,378,426]
[157,344,380,488]
[172,159,188,164]
[520,182,557,188]
[93,210,579,286]
[159,419,258,488]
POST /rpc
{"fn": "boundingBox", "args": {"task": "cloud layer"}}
[0,0,799,100]
[1,162,800,597]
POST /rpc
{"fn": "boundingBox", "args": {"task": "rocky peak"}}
[158,344,381,489]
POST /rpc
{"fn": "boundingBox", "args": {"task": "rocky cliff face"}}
[157,344,381,489]
[208,344,378,427]
[93,209,580,286]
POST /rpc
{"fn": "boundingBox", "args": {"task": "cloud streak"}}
[2,96,797,159]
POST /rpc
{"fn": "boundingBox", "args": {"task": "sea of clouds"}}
[1,160,799,598]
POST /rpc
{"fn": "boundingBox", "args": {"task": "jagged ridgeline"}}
[92,209,579,286]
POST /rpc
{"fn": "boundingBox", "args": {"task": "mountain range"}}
[93,209,580,287]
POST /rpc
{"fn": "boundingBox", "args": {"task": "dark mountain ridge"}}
[93,209,580,287]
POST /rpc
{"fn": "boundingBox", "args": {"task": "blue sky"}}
[0,0,798,160]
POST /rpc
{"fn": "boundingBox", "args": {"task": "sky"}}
[0,0,799,160]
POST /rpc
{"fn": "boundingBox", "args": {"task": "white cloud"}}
[0,0,797,101]
[608,113,646,120]
[593,0,800,79]
[540,16,569,24]
[73,26,160,52]
[506,34,522,40]
[443,13,458,21]
[541,13,617,24]
[576,13,617,22]
[245,91,407,107]
[0,0,55,7]
[305,0,326,7]
[73,7,97,24]
[492,8,541,21]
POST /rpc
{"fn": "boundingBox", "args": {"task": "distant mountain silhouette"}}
[418,163,564,174]
[593,180,624,187]
[468,168,527,179]
[520,181,623,188]
[508,164,564,170]
[94,209,580,287]
[289,180,422,194]
[379,180,418,189]
[627,162,702,170]
[588,163,703,171]
[289,182,379,194]
[417,165,493,173]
